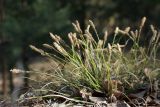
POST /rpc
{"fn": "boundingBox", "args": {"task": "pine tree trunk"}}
[21,0,29,89]
[1,59,8,97]
[0,0,8,97]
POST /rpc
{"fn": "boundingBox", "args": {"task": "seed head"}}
[140,17,146,29]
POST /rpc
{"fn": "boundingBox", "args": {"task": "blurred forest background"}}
[0,0,160,97]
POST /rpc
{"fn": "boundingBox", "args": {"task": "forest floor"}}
[0,56,160,107]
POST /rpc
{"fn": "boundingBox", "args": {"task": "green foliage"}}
[2,0,71,62]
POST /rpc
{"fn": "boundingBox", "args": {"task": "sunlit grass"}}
[30,17,160,100]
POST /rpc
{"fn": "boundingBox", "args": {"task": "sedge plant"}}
[30,17,160,100]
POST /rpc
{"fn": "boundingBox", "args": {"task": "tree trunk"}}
[1,59,8,97]
[22,48,29,89]
[0,0,14,96]
[21,0,29,89]
[0,0,8,97]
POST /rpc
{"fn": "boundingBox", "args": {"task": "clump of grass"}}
[30,17,160,100]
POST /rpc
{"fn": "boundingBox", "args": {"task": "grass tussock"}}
[29,17,160,105]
